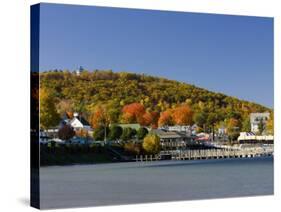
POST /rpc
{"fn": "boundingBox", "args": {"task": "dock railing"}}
[135,147,273,162]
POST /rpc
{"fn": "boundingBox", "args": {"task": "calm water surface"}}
[40,157,273,209]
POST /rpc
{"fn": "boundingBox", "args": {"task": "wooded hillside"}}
[39,70,271,132]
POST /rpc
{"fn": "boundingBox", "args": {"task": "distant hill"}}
[39,70,270,130]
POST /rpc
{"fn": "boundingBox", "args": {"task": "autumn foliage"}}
[142,134,161,154]
[158,110,173,126]
[172,104,193,125]
[39,70,271,133]
[90,105,110,128]
[158,104,193,126]
[122,103,145,123]
[122,103,158,127]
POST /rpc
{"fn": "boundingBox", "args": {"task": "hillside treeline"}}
[39,70,271,133]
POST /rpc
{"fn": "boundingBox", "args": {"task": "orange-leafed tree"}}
[141,112,153,126]
[122,103,145,124]
[158,110,174,127]
[90,105,110,129]
[172,104,193,125]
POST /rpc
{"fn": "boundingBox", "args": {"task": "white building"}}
[250,112,270,133]
[69,112,92,131]
[238,132,273,143]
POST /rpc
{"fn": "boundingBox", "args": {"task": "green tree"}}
[142,134,161,154]
[93,126,109,141]
[207,113,219,140]
[137,127,148,140]
[258,119,266,135]
[241,117,251,132]
[108,125,123,140]
[40,88,60,129]
[121,127,136,141]
[193,112,207,129]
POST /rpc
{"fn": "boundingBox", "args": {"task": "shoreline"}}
[40,155,273,168]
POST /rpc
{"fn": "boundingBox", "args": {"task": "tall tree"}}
[193,112,207,130]
[158,110,173,126]
[258,119,266,135]
[40,88,60,129]
[207,113,219,141]
[93,126,109,141]
[226,118,240,141]
[241,117,251,132]
[90,105,110,129]
[172,104,193,125]
[122,103,145,124]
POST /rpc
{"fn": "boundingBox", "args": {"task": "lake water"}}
[40,157,273,209]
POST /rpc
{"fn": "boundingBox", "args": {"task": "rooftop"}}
[151,129,188,139]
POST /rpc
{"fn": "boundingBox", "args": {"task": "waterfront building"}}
[238,132,273,144]
[250,112,270,133]
[160,124,197,136]
[151,129,192,150]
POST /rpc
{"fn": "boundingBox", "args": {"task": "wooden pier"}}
[135,148,273,162]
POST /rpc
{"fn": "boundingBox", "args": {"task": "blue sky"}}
[39,3,273,108]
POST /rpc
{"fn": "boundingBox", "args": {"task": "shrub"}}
[124,142,141,155]
[142,134,161,154]
[137,127,148,140]
[108,125,123,140]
